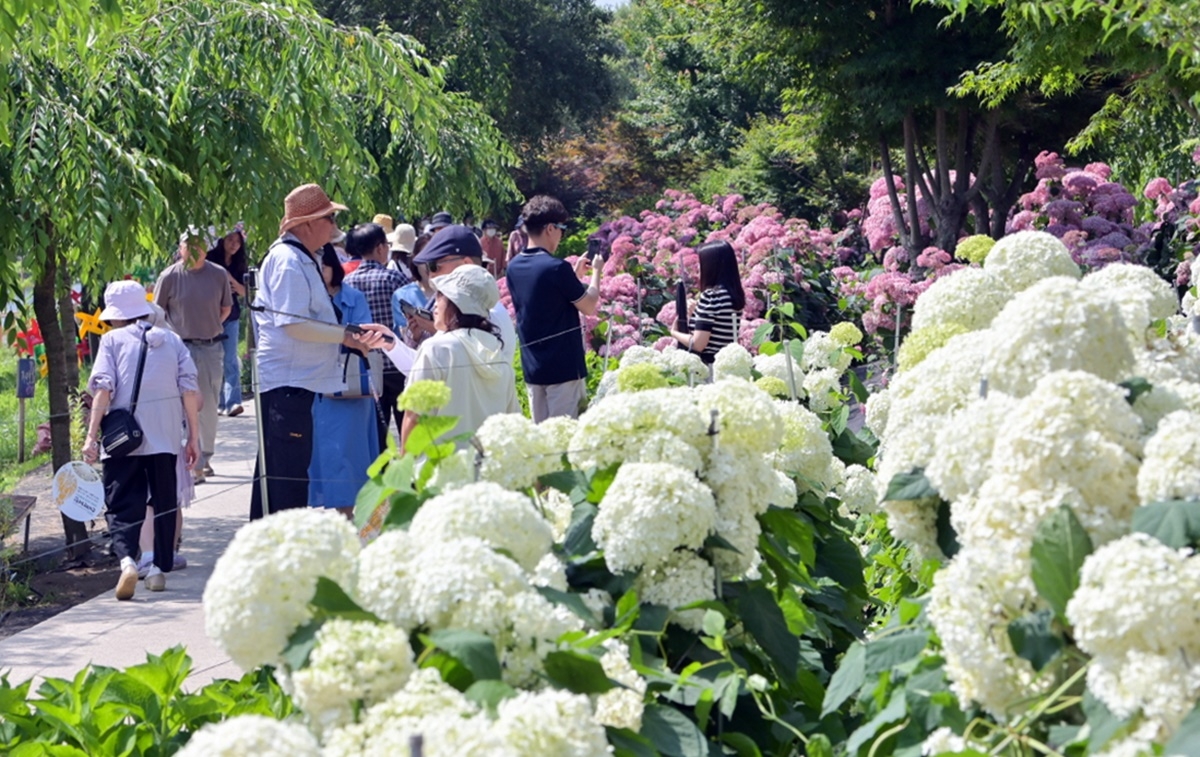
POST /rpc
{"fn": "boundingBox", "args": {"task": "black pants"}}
[377,370,405,451]
[103,453,177,572]
[250,386,315,520]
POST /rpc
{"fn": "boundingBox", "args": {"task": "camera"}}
[243,267,258,289]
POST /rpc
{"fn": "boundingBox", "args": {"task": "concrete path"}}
[0,404,261,689]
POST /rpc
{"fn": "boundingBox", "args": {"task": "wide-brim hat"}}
[413,225,483,265]
[389,223,417,253]
[431,264,499,318]
[424,210,453,234]
[373,214,395,234]
[279,183,348,234]
[99,280,154,322]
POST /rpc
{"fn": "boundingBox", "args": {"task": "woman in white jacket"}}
[374,264,519,451]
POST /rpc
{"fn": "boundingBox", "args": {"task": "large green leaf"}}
[821,641,864,717]
[846,688,908,754]
[425,630,502,682]
[463,680,516,712]
[563,503,599,557]
[1165,701,1200,755]
[541,650,615,694]
[309,577,381,623]
[1006,609,1063,671]
[1130,499,1200,549]
[884,469,937,501]
[1030,505,1093,620]
[864,630,928,674]
[607,726,659,757]
[739,586,799,679]
[641,704,708,757]
[1082,691,1127,754]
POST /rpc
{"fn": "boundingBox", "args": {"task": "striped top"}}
[692,286,742,363]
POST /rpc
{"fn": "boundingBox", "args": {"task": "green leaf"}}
[760,507,815,567]
[535,586,599,626]
[1006,610,1063,671]
[641,704,708,757]
[542,650,615,694]
[1130,499,1200,549]
[353,479,389,528]
[463,680,516,711]
[864,630,928,674]
[739,586,799,679]
[935,499,959,559]
[563,503,599,557]
[425,630,502,682]
[280,620,323,670]
[1118,377,1153,405]
[821,641,864,717]
[380,454,416,492]
[721,732,763,757]
[884,468,937,501]
[539,470,588,498]
[1083,691,1127,754]
[310,577,381,622]
[703,532,741,555]
[607,726,658,757]
[1165,701,1200,755]
[381,491,423,530]
[1030,505,1094,620]
[848,370,869,403]
[831,427,876,467]
[847,689,908,754]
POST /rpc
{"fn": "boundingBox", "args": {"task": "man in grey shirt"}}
[155,228,232,483]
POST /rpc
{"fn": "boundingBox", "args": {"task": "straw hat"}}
[279,183,348,234]
[99,281,154,322]
[372,214,395,234]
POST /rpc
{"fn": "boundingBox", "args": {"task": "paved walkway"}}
[0,404,261,689]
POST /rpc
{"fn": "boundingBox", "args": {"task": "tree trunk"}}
[879,134,911,253]
[32,227,91,560]
[57,265,79,393]
[902,112,924,254]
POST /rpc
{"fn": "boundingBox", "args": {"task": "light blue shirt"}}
[253,234,344,394]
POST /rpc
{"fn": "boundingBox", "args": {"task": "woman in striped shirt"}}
[670,240,746,364]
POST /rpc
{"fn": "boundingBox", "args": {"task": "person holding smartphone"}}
[391,232,438,348]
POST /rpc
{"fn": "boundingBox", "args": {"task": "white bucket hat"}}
[389,223,417,253]
[431,264,499,318]
[99,280,154,322]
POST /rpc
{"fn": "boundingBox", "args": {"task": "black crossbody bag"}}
[100,326,150,458]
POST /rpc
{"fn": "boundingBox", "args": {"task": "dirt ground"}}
[0,462,114,640]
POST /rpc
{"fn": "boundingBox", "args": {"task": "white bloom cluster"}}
[1134,316,1200,386]
[409,482,553,571]
[695,378,784,455]
[713,342,754,381]
[753,353,804,396]
[925,392,1016,505]
[598,345,709,400]
[1137,410,1200,504]
[1081,262,1179,342]
[476,414,561,491]
[594,640,647,731]
[281,619,415,735]
[325,669,611,757]
[203,509,360,670]
[1068,534,1200,736]
[864,388,892,438]
[769,401,834,490]
[634,550,717,632]
[535,486,576,542]
[178,715,320,757]
[802,367,843,412]
[569,388,711,472]
[982,230,1081,293]
[911,267,1011,333]
[425,448,474,492]
[1132,379,1200,432]
[800,330,853,374]
[984,277,1135,397]
[593,462,717,573]
[836,464,878,515]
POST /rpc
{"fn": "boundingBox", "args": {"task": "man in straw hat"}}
[249,183,379,520]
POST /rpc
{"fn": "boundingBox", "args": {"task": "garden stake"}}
[894,303,903,358]
[409,734,423,757]
[470,437,485,482]
[979,376,988,398]
[783,339,798,400]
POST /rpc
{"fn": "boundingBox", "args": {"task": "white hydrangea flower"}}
[925,393,1017,505]
[753,353,804,395]
[1184,289,1198,318]
[1081,262,1179,342]
[921,727,975,756]
[593,462,717,573]
[662,348,709,385]
[409,482,553,571]
[493,689,611,757]
[800,331,852,374]
[1137,410,1200,504]
[581,588,613,621]
[534,487,575,542]
[539,415,578,452]
[177,715,320,757]
[476,414,559,490]
[864,388,891,438]
[802,367,843,412]
[504,591,586,687]
[983,277,1135,397]
[1132,379,1200,433]
[911,267,1012,333]
[634,550,717,632]
[710,504,763,579]
[618,345,660,367]
[281,619,415,736]
[881,496,943,561]
[982,230,1081,293]
[985,371,1142,546]
[1134,317,1200,386]
[425,449,475,492]
[1092,721,1165,757]
[569,387,710,471]
[713,342,754,381]
[203,509,361,670]
[530,553,569,592]
[928,543,1048,717]
[695,378,784,455]
[592,370,618,401]
[595,640,647,731]
[837,465,878,515]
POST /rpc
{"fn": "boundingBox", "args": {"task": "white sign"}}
[54,461,106,522]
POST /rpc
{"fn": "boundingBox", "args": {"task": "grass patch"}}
[0,351,53,489]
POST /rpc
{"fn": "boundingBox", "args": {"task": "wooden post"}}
[17,398,25,463]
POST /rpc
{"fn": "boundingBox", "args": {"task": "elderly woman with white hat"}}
[82,280,201,600]
[371,263,519,451]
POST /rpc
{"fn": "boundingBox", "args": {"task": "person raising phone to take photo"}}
[669,239,746,364]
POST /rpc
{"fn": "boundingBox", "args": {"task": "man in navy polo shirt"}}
[505,195,602,422]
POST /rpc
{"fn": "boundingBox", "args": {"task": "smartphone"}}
[400,300,434,322]
[344,323,394,344]
[587,237,604,262]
